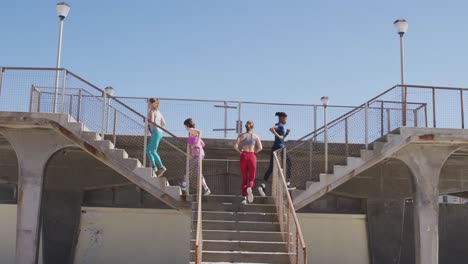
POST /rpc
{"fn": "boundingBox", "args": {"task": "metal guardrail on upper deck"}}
[0,67,189,188]
[286,84,468,190]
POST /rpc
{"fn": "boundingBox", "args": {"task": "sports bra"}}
[238,133,256,148]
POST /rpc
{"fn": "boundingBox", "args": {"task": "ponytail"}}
[275,112,287,118]
[245,120,254,132]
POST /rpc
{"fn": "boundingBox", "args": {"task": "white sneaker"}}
[203,188,211,196]
[247,187,254,203]
[180,181,187,191]
[156,167,167,177]
[258,184,266,197]
[241,198,248,205]
[151,167,158,178]
[287,182,296,191]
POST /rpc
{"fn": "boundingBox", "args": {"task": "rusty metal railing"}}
[194,154,203,263]
[273,148,307,264]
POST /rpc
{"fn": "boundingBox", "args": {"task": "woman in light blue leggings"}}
[147,98,167,177]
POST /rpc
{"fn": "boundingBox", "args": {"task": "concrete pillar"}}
[1,128,73,264]
[394,145,457,264]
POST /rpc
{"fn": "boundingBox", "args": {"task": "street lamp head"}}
[56,2,71,19]
[320,96,330,106]
[393,19,408,35]
[105,86,115,96]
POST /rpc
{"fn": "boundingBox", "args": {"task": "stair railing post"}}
[77,89,82,122]
[112,109,117,146]
[185,144,191,196]
[29,85,35,112]
[143,98,149,167]
[60,69,67,113]
[460,89,464,129]
[386,108,391,133]
[0,67,4,96]
[282,148,287,179]
[345,117,349,157]
[365,102,369,150]
[101,91,107,139]
[323,104,328,174]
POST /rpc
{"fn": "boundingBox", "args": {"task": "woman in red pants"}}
[234,120,263,205]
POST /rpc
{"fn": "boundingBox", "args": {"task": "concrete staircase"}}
[61,117,186,209]
[293,129,410,210]
[191,195,291,263]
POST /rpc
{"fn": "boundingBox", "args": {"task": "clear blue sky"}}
[2,0,468,106]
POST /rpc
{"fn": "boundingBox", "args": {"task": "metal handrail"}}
[273,150,307,264]
[194,154,203,263]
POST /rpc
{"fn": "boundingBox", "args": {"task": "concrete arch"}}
[439,146,468,196]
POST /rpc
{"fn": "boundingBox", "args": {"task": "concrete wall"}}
[298,213,370,264]
[0,205,16,264]
[73,207,190,264]
[0,205,190,264]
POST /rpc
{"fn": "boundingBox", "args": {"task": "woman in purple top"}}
[184,118,211,196]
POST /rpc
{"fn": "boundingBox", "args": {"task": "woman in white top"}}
[147,98,167,177]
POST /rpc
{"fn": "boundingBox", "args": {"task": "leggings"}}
[263,147,291,181]
[147,131,164,168]
[240,152,257,197]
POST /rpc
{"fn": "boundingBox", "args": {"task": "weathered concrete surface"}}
[1,128,74,264]
[393,144,457,264]
[367,201,468,264]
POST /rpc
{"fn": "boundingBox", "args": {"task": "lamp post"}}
[394,19,408,126]
[53,2,71,113]
[321,96,329,174]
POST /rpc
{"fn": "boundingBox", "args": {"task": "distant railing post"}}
[112,109,117,145]
[313,105,317,139]
[413,110,418,127]
[380,101,384,137]
[282,148,287,178]
[345,117,349,157]
[0,67,4,96]
[432,87,436,128]
[60,69,67,113]
[386,109,391,133]
[424,104,428,128]
[185,144,191,196]
[29,85,35,112]
[101,91,107,139]
[76,89,82,122]
[224,101,228,138]
[68,94,73,115]
[143,98,149,167]
[323,105,328,174]
[365,102,369,149]
[402,85,407,126]
[460,89,464,129]
[37,92,42,112]
[237,102,242,134]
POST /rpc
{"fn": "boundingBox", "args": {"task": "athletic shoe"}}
[247,187,254,203]
[241,198,248,205]
[287,182,296,191]
[156,167,167,177]
[203,187,211,196]
[151,167,158,178]
[258,184,266,197]
[180,181,187,191]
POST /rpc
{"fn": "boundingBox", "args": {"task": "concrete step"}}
[92,139,115,150]
[196,230,285,242]
[122,158,142,169]
[105,148,128,159]
[332,165,347,175]
[200,195,275,205]
[196,211,279,222]
[193,203,277,213]
[191,240,288,253]
[346,157,364,167]
[66,122,85,134]
[82,131,101,141]
[319,174,334,184]
[190,250,291,263]
[370,141,385,153]
[165,185,182,197]
[194,220,280,232]
[134,167,153,178]
[360,149,374,161]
